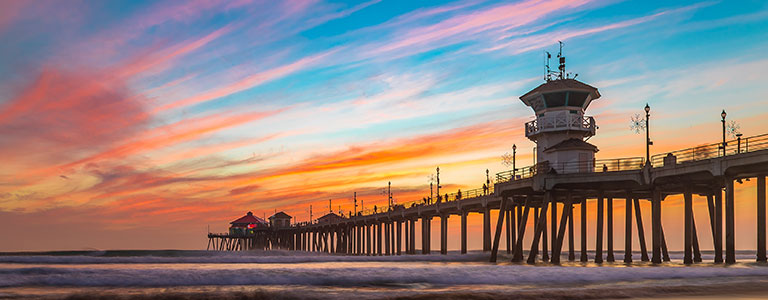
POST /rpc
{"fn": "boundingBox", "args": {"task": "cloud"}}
[362,0,593,59]
[0,68,149,172]
[154,49,337,112]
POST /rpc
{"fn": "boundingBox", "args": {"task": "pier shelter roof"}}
[230,211,266,227]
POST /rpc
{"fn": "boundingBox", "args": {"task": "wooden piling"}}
[568,199,575,261]
[758,176,766,262]
[596,193,604,263]
[580,199,588,262]
[607,197,615,262]
[634,198,650,261]
[490,197,509,262]
[441,215,448,255]
[483,206,491,252]
[726,178,735,264]
[461,210,468,254]
[512,197,530,262]
[652,190,662,264]
[528,192,551,264]
[684,187,693,264]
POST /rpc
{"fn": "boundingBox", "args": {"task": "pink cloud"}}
[154,49,337,112]
[367,0,592,57]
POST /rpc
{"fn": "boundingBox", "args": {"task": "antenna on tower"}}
[329,199,332,214]
[557,41,565,80]
[544,51,552,82]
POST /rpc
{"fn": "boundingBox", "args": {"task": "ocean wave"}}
[2,261,768,288]
[0,250,760,265]
[0,251,491,264]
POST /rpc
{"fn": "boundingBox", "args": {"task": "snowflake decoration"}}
[427,174,435,184]
[726,120,741,138]
[501,152,514,167]
[630,113,646,134]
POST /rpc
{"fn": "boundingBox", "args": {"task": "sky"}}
[1,0,767,252]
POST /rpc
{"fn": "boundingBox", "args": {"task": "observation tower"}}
[519,43,599,173]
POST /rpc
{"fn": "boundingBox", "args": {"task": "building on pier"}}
[229,211,267,235]
[269,211,292,228]
[520,77,600,173]
[316,212,343,224]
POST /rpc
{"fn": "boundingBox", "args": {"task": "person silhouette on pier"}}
[457,189,462,200]
[483,183,488,195]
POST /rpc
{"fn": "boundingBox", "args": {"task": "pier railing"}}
[525,115,595,137]
[495,163,543,183]
[651,133,768,166]
[323,134,768,222]
[551,157,645,174]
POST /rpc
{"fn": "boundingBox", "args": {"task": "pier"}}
[207,53,768,265]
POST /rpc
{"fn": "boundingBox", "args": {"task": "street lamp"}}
[512,144,517,179]
[645,103,652,165]
[436,166,441,204]
[721,110,727,156]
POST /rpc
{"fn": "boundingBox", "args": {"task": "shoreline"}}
[5,276,768,300]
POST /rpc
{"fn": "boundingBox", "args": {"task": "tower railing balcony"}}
[525,115,596,137]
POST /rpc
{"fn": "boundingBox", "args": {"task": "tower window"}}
[567,91,589,107]
[543,92,567,107]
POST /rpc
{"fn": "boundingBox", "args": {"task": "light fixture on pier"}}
[721,110,727,156]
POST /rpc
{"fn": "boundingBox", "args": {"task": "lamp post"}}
[645,104,651,164]
[436,167,440,204]
[721,110,727,156]
[512,144,517,179]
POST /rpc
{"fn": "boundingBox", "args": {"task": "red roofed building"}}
[229,211,267,235]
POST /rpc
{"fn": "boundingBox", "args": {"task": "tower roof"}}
[521,79,598,99]
[543,138,599,153]
[520,79,600,110]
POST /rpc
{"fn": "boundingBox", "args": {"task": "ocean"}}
[1,250,768,299]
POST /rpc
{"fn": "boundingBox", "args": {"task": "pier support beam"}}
[385,222,391,256]
[441,215,449,255]
[377,222,383,256]
[461,210,468,254]
[550,196,557,262]
[596,193,604,263]
[661,222,671,262]
[512,197,531,262]
[607,197,615,262]
[652,190,662,264]
[528,192,551,264]
[552,195,573,264]
[624,197,632,263]
[726,178,736,264]
[506,205,512,254]
[707,194,717,261]
[483,206,491,252]
[568,199,575,261]
[635,198,650,262]
[758,175,766,262]
[684,187,693,264]
[397,221,402,256]
[421,217,429,254]
[692,212,702,262]
[490,197,510,262]
[409,219,416,254]
[715,189,724,263]
[580,199,588,262]
[508,204,516,254]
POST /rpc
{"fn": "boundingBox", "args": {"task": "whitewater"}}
[2,250,768,299]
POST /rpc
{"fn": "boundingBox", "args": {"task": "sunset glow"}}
[1,0,767,251]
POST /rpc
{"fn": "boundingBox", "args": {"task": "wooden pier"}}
[208,133,768,264]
